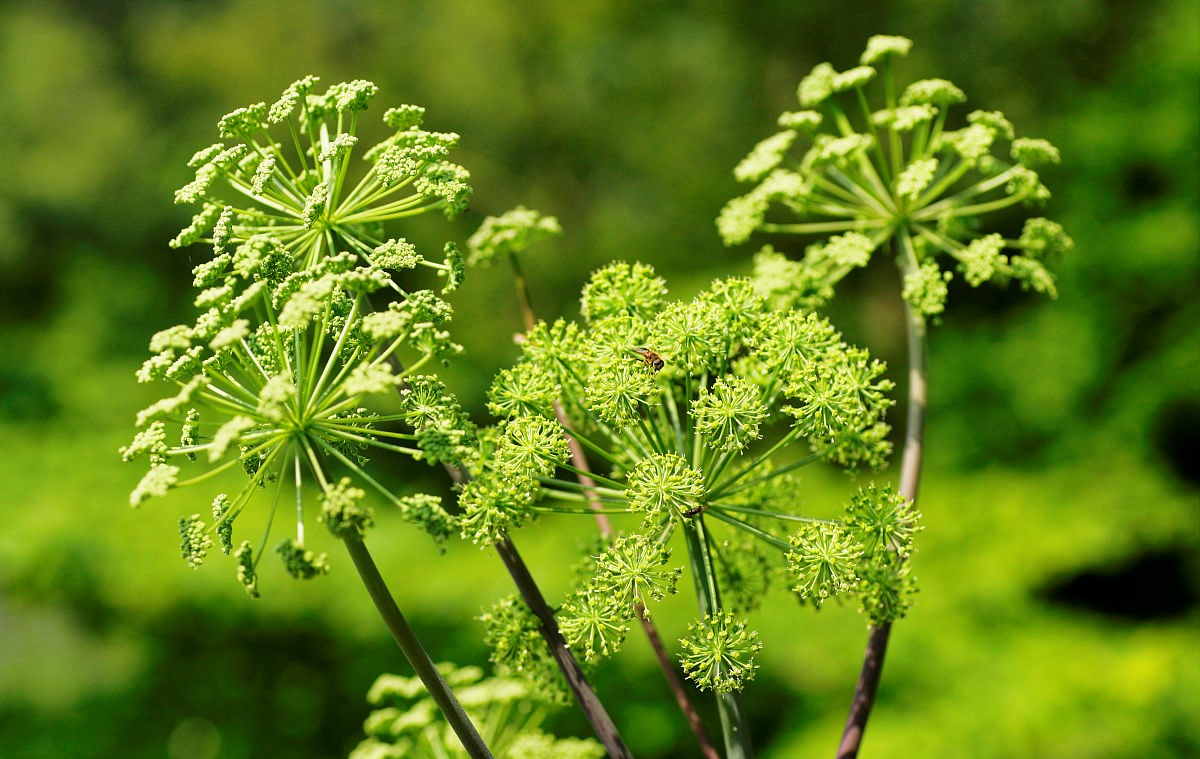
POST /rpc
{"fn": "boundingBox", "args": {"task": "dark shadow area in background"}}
[1154,398,1200,487]
[1041,545,1199,621]
[0,365,59,422]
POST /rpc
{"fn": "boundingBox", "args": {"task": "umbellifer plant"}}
[123,33,1069,759]
[720,34,1072,757]
[463,212,917,759]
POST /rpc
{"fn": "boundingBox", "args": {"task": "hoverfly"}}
[633,347,665,372]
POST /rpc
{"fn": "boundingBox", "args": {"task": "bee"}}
[633,347,665,372]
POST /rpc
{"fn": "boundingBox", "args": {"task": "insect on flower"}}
[633,347,665,372]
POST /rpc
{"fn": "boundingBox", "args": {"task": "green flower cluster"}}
[124,78,473,594]
[678,612,763,695]
[351,664,603,759]
[172,76,468,291]
[719,35,1073,318]
[469,259,915,692]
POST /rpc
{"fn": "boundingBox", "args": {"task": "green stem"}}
[714,451,821,499]
[882,60,902,178]
[704,508,793,552]
[760,218,887,235]
[342,536,493,759]
[506,251,537,332]
[835,236,927,759]
[924,192,1028,220]
[683,518,755,759]
[536,476,626,498]
[708,427,802,501]
[708,501,836,526]
[914,166,1017,219]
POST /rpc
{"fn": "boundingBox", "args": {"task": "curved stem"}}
[342,536,493,759]
[835,239,927,759]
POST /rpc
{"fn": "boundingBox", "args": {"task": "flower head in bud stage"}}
[677,612,763,694]
[845,482,920,560]
[455,420,566,548]
[479,596,572,705]
[719,36,1074,319]
[466,206,563,268]
[593,533,684,612]
[469,261,913,689]
[558,589,632,663]
[171,77,471,295]
[787,522,862,608]
[351,663,603,759]
[124,248,468,593]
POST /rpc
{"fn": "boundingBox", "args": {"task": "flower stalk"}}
[684,517,755,759]
[343,535,494,759]
[493,537,634,759]
[836,250,926,758]
[717,35,1069,756]
[486,214,717,757]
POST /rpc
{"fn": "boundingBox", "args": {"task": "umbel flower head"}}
[719,35,1074,319]
[127,79,477,594]
[171,76,469,294]
[469,258,918,693]
[678,612,764,694]
[123,256,467,593]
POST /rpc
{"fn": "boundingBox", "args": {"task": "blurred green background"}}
[1,1,1197,757]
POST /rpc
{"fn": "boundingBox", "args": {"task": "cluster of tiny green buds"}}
[845,482,920,558]
[558,589,631,664]
[351,664,602,759]
[677,612,763,694]
[719,35,1074,318]
[487,362,560,419]
[470,255,908,692]
[128,79,479,594]
[554,532,685,664]
[626,453,706,520]
[179,514,211,569]
[593,534,683,612]
[787,523,862,608]
[783,484,921,621]
[320,477,375,539]
[275,538,330,579]
[455,418,569,545]
[692,377,769,453]
[466,206,563,267]
[171,76,471,294]
[579,262,667,322]
[479,596,571,704]
[393,493,456,548]
[456,471,541,548]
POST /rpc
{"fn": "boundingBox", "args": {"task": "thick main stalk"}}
[835,245,927,758]
[343,536,493,758]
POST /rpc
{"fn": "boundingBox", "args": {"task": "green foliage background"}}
[0,1,1196,757]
